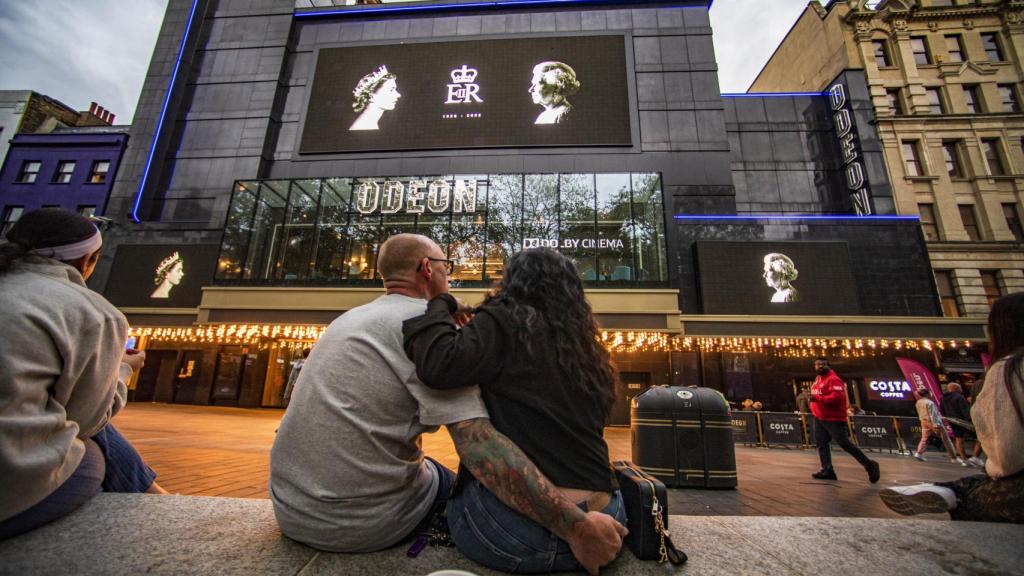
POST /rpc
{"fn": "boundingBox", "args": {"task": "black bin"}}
[631,386,737,488]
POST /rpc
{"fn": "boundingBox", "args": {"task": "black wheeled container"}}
[631,386,737,488]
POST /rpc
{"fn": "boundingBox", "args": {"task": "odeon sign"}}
[354,178,477,215]
[828,83,873,216]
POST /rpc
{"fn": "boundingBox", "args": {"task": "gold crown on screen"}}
[450,65,478,84]
[155,251,184,283]
[353,65,391,97]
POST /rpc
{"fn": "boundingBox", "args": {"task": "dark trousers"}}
[815,418,872,471]
[0,424,157,540]
[938,472,1024,524]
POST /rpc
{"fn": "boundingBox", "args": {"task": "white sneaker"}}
[952,458,965,466]
[967,457,985,467]
[879,484,956,516]
[913,452,926,461]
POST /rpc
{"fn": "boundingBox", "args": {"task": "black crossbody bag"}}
[611,461,687,565]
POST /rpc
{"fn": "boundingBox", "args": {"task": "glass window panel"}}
[959,204,981,241]
[981,271,1001,307]
[312,179,352,282]
[981,32,1003,62]
[999,84,1020,112]
[558,173,597,281]
[485,174,523,281]
[942,141,962,177]
[963,86,980,113]
[886,89,903,115]
[924,88,943,114]
[345,212,382,281]
[902,141,923,177]
[945,35,964,63]
[596,174,633,283]
[918,203,939,242]
[274,180,321,281]
[217,181,259,280]
[522,174,559,250]
[243,181,288,280]
[1003,203,1023,241]
[982,138,1006,176]
[872,40,891,67]
[448,212,486,285]
[911,37,930,65]
[631,173,666,283]
[935,271,959,318]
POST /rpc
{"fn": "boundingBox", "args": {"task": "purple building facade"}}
[0,126,129,234]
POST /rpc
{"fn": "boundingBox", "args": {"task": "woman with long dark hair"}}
[0,208,165,540]
[403,247,625,572]
[880,291,1024,523]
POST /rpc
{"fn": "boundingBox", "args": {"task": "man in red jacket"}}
[809,357,880,483]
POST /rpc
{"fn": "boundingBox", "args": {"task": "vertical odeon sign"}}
[829,83,873,216]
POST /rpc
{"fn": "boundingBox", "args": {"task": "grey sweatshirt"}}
[0,257,132,521]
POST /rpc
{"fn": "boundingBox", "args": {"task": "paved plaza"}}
[116,403,969,520]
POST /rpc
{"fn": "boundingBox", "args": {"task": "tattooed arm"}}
[447,417,626,575]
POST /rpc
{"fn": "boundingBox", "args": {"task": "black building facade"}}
[95,0,984,416]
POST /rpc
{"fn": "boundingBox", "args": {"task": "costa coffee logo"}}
[769,423,795,431]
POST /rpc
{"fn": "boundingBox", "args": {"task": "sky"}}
[0,0,816,124]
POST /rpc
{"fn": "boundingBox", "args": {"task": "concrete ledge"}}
[1,493,1021,575]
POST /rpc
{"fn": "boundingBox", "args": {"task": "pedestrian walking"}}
[808,357,880,483]
[912,388,963,465]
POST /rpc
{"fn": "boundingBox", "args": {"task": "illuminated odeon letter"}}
[833,109,852,137]
[829,81,873,216]
[356,181,381,214]
[381,181,404,214]
[428,180,451,212]
[406,180,427,214]
[845,162,865,190]
[452,180,477,213]
[829,83,847,111]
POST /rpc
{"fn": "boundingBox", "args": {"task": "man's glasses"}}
[417,257,454,275]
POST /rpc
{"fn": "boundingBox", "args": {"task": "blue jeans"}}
[0,423,156,540]
[448,477,627,573]
[397,457,456,544]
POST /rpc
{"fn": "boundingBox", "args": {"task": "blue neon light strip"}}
[674,214,919,221]
[294,0,711,19]
[131,0,201,223]
[721,92,826,98]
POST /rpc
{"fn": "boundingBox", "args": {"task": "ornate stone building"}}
[752,0,1024,318]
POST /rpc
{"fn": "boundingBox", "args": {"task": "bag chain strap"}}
[652,497,669,563]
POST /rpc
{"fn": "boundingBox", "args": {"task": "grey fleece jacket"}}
[0,257,132,521]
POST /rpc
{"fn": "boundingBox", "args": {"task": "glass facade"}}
[216,173,667,287]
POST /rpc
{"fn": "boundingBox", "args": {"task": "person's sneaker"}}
[967,457,985,467]
[912,452,926,461]
[811,469,837,480]
[866,460,880,484]
[879,484,956,516]
[958,458,968,467]
[951,457,965,466]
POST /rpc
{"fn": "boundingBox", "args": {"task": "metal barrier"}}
[851,415,900,453]
[730,411,760,446]
[760,412,804,448]
[731,412,915,454]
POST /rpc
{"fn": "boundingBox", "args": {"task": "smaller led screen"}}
[299,35,631,153]
[696,241,861,315]
[104,244,220,309]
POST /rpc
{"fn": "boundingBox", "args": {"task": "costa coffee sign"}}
[866,379,914,401]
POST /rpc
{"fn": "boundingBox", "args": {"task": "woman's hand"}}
[122,349,146,372]
[451,297,474,326]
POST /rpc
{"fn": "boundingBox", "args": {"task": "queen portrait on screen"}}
[349,65,401,131]
[529,61,580,125]
[762,252,800,303]
[151,252,185,299]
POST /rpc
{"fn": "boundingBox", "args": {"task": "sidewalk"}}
[116,403,970,519]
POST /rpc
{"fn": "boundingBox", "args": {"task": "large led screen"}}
[696,241,861,316]
[104,244,220,309]
[299,35,631,153]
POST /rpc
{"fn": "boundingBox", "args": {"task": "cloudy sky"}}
[0,0,815,123]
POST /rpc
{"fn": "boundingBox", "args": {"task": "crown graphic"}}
[450,65,478,84]
[353,65,391,97]
[154,252,183,284]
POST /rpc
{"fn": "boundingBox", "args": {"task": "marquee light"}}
[131,325,975,358]
[674,215,920,221]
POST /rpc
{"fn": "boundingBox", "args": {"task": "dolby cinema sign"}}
[828,82,873,216]
[354,178,477,215]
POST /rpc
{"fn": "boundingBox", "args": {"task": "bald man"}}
[270,234,624,574]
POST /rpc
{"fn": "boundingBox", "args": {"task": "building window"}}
[998,84,1020,112]
[88,161,110,184]
[53,161,76,184]
[886,89,904,115]
[872,40,892,67]
[932,0,953,6]
[16,161,41,183]
[981,138,1006,176]
[1,206,24,237]
[78,206,97,218]
[924,87,944,114]
[1003,203,1023,241]
[935,271,960,317]
[911,36,932,65]
[980,271,1001,308]
[944,34,965,63]
[919,203,940,241]
[959,204,981,241]
[902,140,925,177]
[962,85,981,113]
[942,141,964,178]
[981,32,1004,62]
